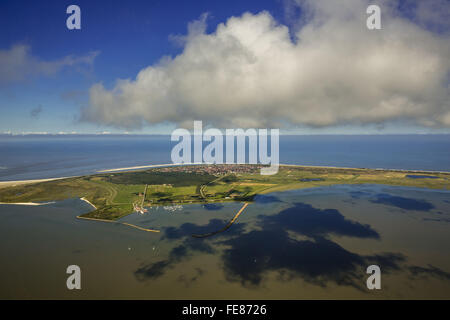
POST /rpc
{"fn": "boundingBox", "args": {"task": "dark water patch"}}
[178,268,205,287]
[423,218,450,223]
[164,219,246,240]
[219,228,402,289]
[135,238,214,281]
[253,195,281,203]
[408,265,450,280]
[170,245,189,261]
[135,260,171,280]
[218,203,450,288]
[203,203,224,211]
[364,253,405,271]
[406,175,439,179]
[300,178,324,182]
[182,237,215,255]
[349,191,372,199]
[137,217,246,281]
[216,202,402,288]
[217,201,450,289]
[371,193,434,211]
[260,202,380,239]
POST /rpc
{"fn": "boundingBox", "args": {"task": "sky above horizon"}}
[0,0,449,135]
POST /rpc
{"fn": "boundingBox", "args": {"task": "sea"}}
[0,134,449,181]
[0,134,449,299]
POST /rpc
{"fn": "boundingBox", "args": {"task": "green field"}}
[0,165,448,220]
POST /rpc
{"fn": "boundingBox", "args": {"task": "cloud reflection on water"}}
[134,195,450,290]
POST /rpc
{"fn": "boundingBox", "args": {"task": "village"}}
[153,164,263,176]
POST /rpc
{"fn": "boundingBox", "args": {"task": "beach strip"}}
[0,201,55,206]
[0,177,69,189]
[80,197,97,210]
[96,162,203,173]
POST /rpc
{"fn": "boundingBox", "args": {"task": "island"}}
[0,164,449,221]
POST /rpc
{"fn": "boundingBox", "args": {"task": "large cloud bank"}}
[82,0,450,129]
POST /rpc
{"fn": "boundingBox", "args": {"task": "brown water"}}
[0,184,449,299]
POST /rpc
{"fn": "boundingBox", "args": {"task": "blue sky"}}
[2,0,283,133]
[0,0,449,134]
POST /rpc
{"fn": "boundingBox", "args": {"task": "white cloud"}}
[82,0,450,129]
[0,44,99,84]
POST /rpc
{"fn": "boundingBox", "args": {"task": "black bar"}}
[1,300,449,318]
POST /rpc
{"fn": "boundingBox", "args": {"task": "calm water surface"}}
[1,184,449,299]
[1,135,450,181]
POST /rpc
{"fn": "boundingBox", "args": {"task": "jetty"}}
[192,202,249,238]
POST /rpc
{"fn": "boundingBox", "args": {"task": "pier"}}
[192,202,249,238]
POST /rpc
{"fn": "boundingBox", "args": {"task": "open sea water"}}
[0,134,449,181]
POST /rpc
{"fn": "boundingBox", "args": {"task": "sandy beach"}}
[0,177,68,189]
[0,201,55,206]
[96,162,203,173]
[80,197,97,210]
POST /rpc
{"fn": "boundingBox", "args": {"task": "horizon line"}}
[1,132,450,137]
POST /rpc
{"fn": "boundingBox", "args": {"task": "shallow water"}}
[0,185,449,299]
[406,175,439,179]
